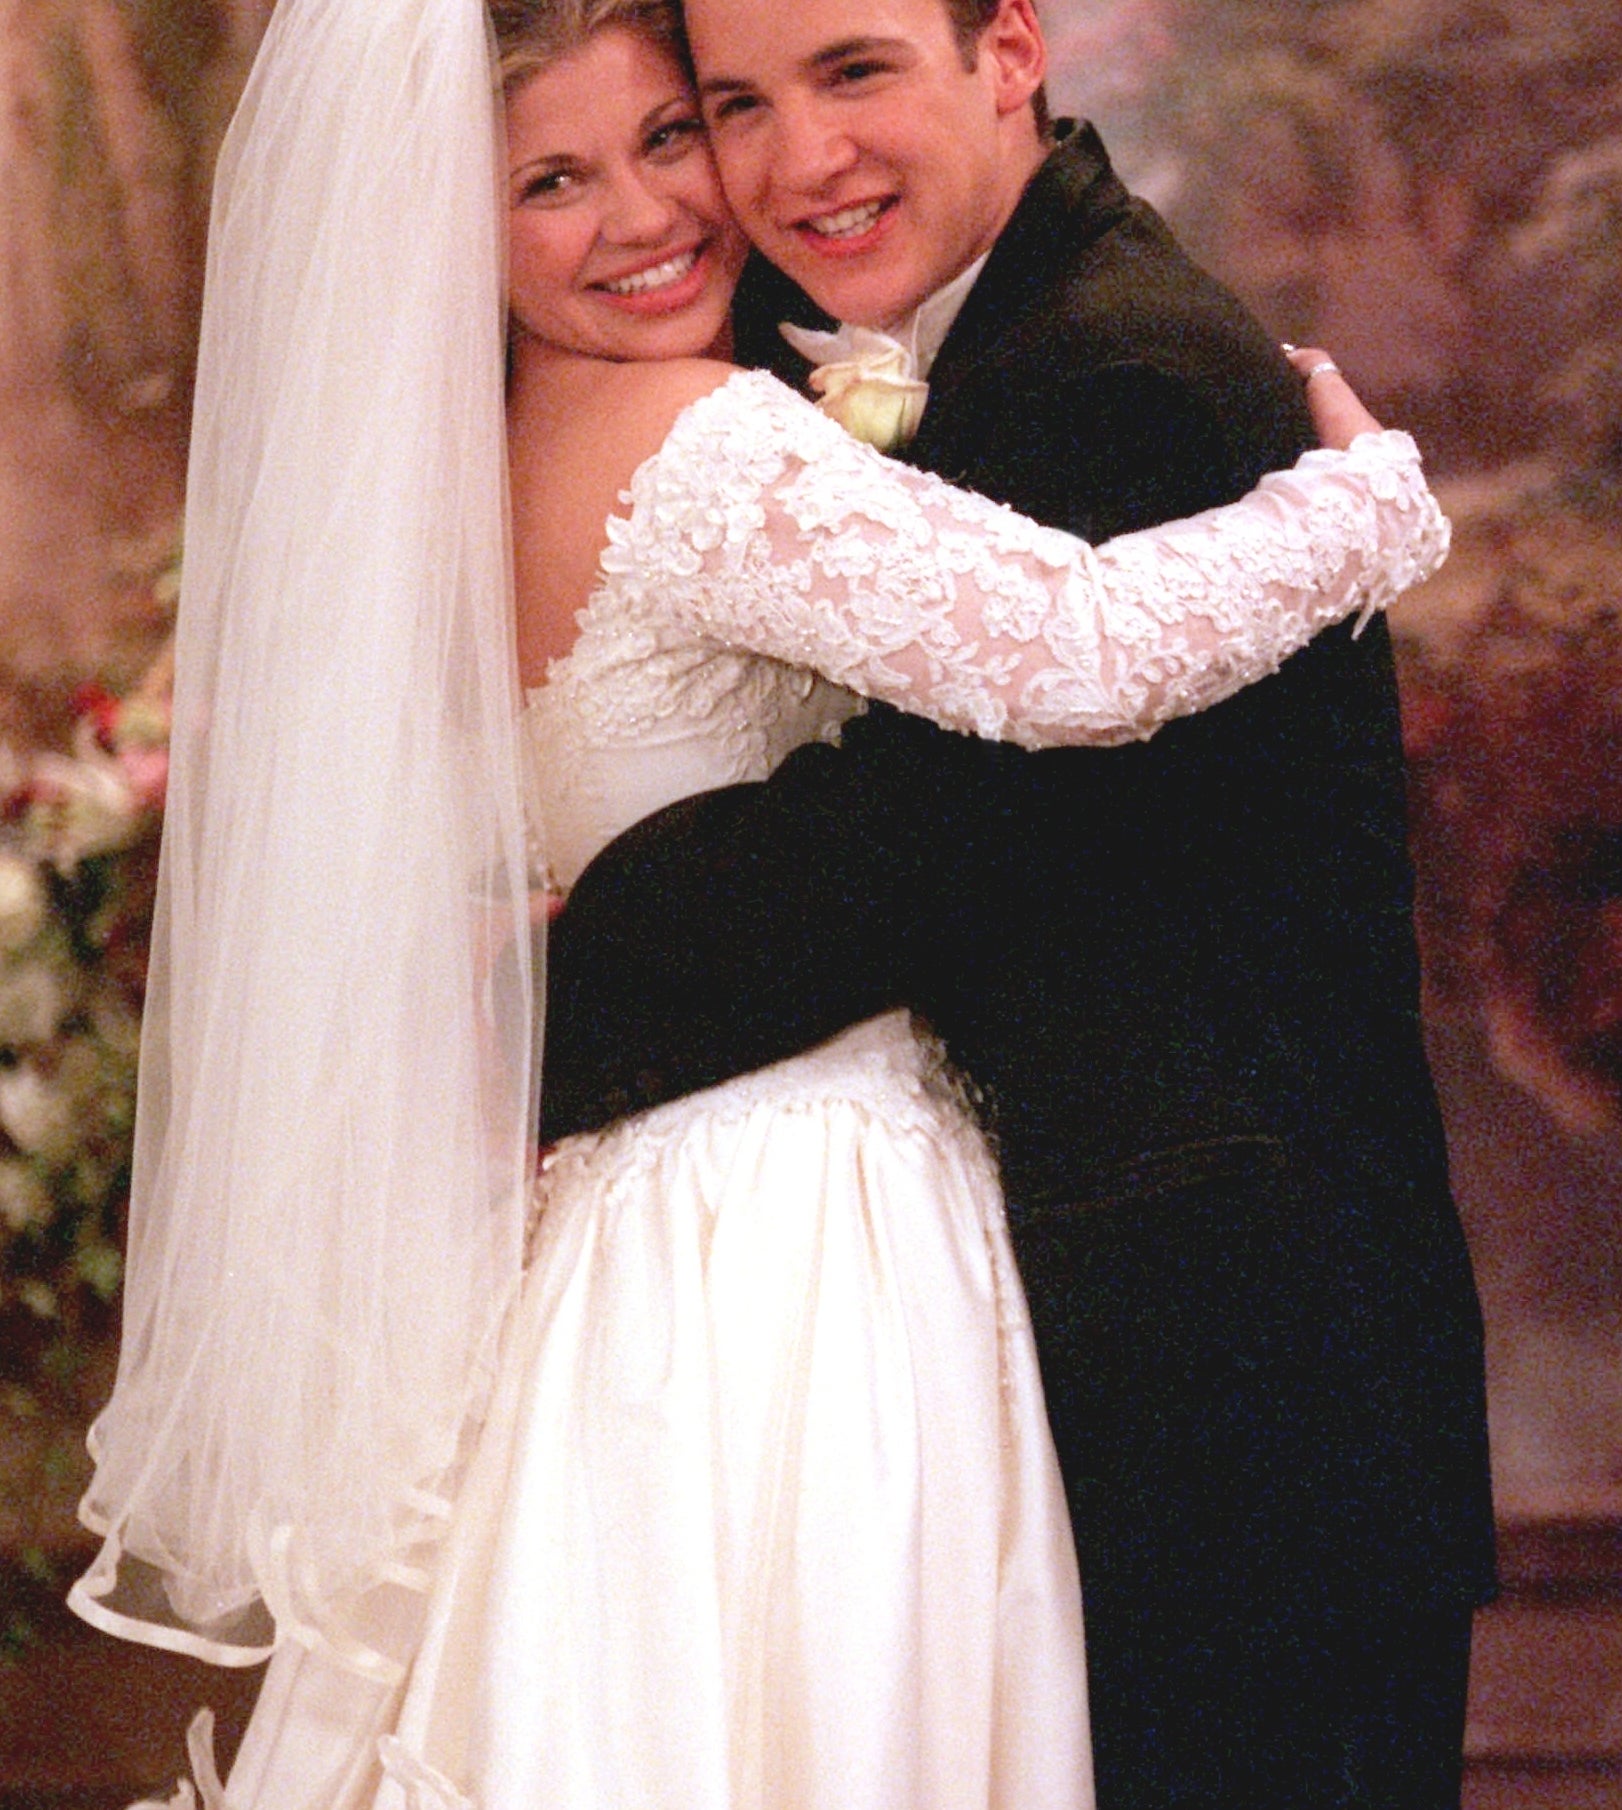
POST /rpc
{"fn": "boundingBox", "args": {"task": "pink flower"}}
[70,682,123,750]
[117,745,170,808]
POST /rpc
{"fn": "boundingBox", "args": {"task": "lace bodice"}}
[525,370,1447,886]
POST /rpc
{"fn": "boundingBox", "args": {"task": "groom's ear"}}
[977,0,1047,119]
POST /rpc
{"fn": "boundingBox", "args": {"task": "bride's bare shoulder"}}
[595,354,741,424]
[511,352,739,483]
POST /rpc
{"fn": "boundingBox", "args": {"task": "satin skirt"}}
[225,1012,1093,1810]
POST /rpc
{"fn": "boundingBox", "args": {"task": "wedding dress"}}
[196,375,1445,1810]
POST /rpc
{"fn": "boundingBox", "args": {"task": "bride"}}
[68,0,1449,1805]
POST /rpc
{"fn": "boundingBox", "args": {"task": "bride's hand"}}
[1284,346,1383,449]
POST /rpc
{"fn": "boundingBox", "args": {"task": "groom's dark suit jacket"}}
[542,125,1496,1619]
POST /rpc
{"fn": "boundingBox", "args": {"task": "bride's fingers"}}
[1282,345,1384,449]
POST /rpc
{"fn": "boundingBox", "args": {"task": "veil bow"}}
[69,0,538,1678]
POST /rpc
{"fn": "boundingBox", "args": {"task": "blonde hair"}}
[490,0,690,93]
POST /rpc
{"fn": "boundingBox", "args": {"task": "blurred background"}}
[1,0,1619,1802]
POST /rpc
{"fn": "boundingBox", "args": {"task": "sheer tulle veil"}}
[68,0,539,1678]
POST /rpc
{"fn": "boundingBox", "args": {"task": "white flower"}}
[807,342,929,453]
[17,1278,57,1319]
[0,962,67,1047]
[76,1239,123,1302]
[0,1061,75,1158]
[32,750,141,871]
[0,853,45,952]
[0,1156,49,1231]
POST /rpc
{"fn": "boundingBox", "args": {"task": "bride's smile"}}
[505,24,748,362]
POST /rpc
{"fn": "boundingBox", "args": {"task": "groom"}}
[542,0,1496,1802]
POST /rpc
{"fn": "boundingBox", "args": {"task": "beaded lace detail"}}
[526,369,1448,885]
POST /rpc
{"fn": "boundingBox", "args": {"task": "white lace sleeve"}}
[601,369,1449,751]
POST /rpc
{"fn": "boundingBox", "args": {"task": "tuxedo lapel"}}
[907,124,1127,465]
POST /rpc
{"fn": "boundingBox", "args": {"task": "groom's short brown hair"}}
[941,0,1003,51]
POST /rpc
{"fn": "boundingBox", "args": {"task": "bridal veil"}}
[69,0,538,1676]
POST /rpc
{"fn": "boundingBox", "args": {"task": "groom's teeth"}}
[808,200,885,238]
[602,249,699,295]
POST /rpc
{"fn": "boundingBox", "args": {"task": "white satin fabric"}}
[228,1014,1092,1810]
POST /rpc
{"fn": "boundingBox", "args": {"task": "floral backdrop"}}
[0,581,172,1646]
[1,0,1620,1640]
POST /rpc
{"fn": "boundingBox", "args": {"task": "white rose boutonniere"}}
[781,324,929,453]
[808,342,928,453]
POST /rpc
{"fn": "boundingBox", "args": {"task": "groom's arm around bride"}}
[543,2,1495,1805]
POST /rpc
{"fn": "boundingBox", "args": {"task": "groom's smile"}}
[800,197,895,248]
[689,0,1047,330]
